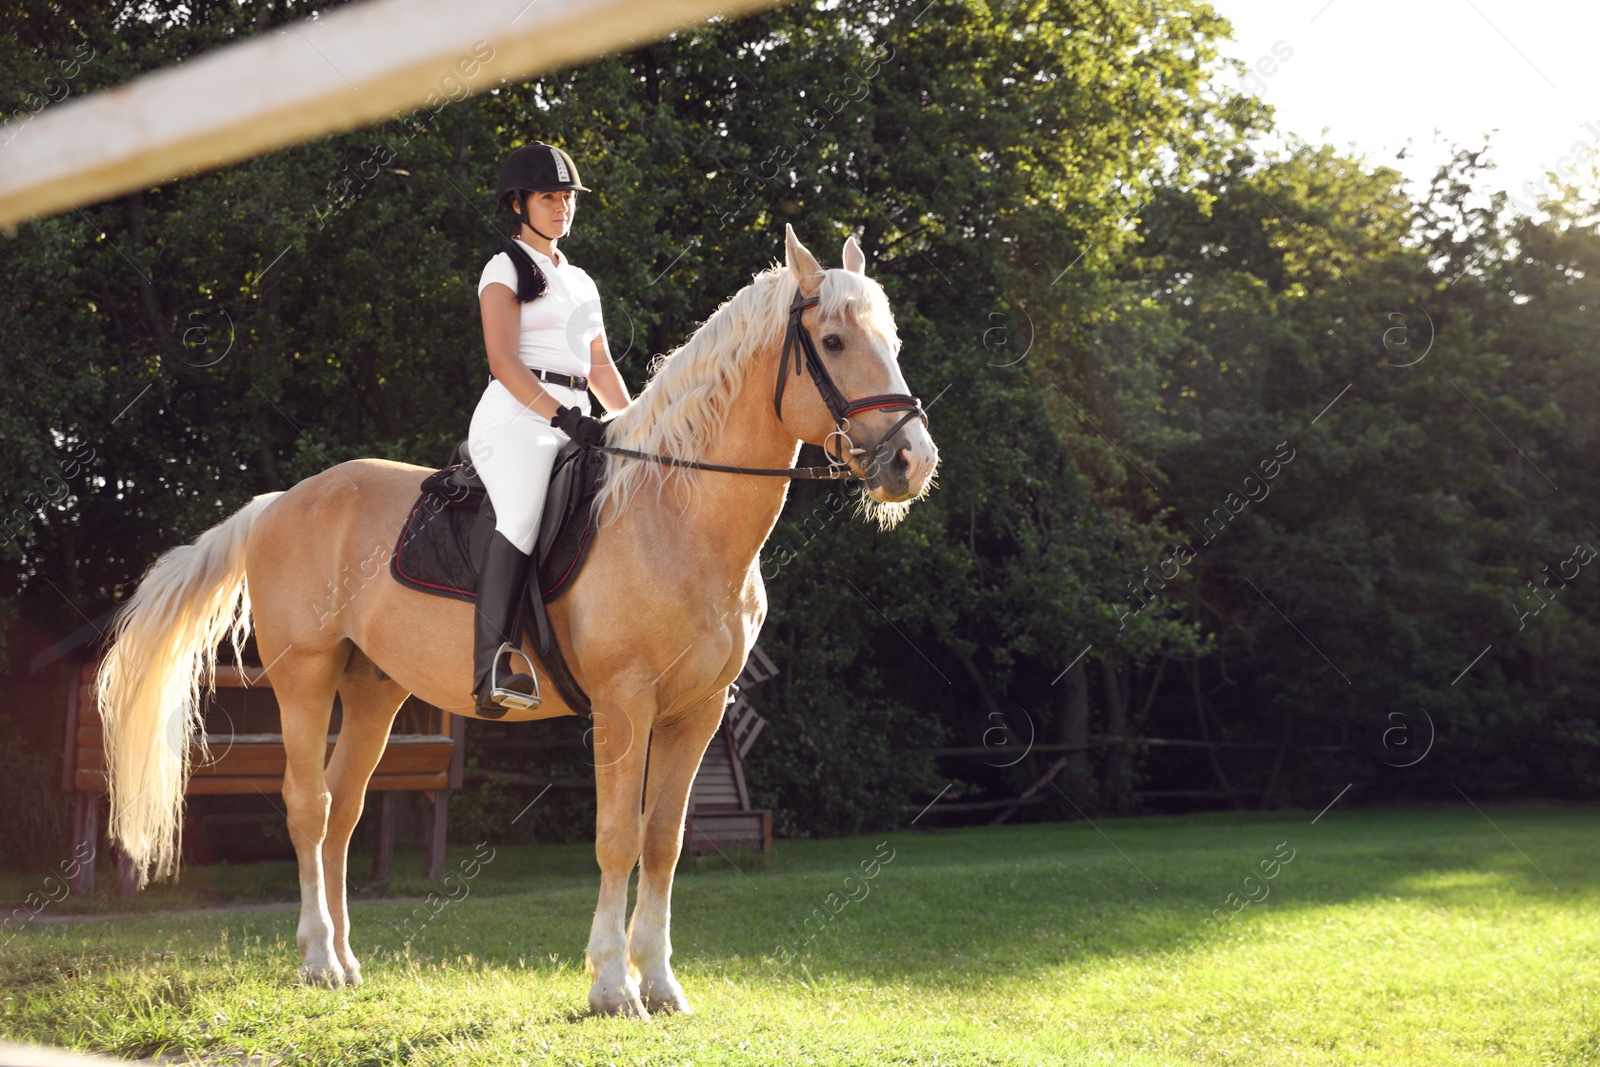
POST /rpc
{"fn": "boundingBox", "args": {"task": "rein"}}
[597,446,855,480]
[598,287,927,482]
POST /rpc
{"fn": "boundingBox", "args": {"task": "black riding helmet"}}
[497,142,590,214]
[494,142,589,301]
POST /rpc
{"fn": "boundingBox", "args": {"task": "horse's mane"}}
[596,261,902,524]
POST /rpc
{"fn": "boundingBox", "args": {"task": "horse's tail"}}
[95,491,284,886]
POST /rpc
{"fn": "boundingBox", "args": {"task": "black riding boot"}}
[472,531,540,716]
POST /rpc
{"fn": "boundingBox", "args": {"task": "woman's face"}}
[521,189,575,238]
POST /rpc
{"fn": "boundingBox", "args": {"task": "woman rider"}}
[470,142,631,713]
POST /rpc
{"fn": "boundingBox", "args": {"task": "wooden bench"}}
[64,654,464,895]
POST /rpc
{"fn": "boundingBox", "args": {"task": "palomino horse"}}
[94,225,939,1017]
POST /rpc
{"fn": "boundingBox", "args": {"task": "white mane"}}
[595,262,901,524]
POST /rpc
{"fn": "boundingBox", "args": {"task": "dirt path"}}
[29,897,429,927]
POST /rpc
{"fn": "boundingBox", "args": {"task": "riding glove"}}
[551,405,607,448]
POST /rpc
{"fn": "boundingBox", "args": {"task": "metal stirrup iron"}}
[490,641,541,712]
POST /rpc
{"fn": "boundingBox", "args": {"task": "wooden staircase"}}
[683,645,776,855]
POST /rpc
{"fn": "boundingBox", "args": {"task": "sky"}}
[1209,0,1600,213]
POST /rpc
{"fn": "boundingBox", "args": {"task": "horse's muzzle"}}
[862,427,938,502]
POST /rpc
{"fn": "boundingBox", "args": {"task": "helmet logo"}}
[550,147,570,184]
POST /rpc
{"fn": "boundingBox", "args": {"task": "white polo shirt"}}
[477,238,605,378]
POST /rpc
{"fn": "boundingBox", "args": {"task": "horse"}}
[93,225,940,1018]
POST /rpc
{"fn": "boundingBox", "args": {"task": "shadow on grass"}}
[6,804,1596,998]
[676,805,1599,980]
[297,803,1600,995]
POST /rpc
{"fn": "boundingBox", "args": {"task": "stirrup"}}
[486,641,541,712]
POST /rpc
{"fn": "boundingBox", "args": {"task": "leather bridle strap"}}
[601,287,926,481]
[597,445,856,480]
[774,289,926,466]
[775,291,924,425]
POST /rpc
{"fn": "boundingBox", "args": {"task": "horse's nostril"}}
[864,442,916,489]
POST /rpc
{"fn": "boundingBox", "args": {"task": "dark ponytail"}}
[495,238,548,303]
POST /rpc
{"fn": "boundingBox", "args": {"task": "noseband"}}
[602,287,928,481]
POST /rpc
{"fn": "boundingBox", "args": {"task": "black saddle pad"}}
[389,441,604,604]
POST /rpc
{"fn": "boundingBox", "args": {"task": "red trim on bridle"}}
[774,290,927,471]
[601,287,927,481]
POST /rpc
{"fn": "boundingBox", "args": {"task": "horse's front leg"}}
[585,699,652,1017]
[628,692,727,1014]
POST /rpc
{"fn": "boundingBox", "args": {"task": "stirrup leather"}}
[488,640,542,712]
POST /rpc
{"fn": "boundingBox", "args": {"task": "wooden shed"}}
[39,615,463,894]
[39,615,780,885]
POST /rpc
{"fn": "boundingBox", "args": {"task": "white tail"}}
[95,492,284,886]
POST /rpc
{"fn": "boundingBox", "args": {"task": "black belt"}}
[490,368,589,391]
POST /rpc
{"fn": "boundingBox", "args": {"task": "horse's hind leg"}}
[323,662,409,986]
[626,692,725,1015]
[262,638,348,986]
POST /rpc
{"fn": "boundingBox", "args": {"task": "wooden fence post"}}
[421,789,448,882]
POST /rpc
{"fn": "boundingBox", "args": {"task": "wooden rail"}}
[901,736,1351,824]
[65,655,463,894]
[901,738,1352,757]
[0,0,787,228]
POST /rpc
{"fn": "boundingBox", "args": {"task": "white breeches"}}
[467,377,589,555]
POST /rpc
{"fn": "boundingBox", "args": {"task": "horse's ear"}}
[842,235,866,274]
[785,223,824,294]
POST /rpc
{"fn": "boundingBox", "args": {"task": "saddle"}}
[389,440,605,715]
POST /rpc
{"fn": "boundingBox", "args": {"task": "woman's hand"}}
[551,406,607,447]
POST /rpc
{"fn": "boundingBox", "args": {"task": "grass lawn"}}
[2,804,1597,1065]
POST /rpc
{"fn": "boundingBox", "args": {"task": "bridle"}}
[601,286,928,481]
[774,289,928,471]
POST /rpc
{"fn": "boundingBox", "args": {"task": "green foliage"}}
[1092,140,1600,805]
[2,0,1596,851]
[449,722,600,848]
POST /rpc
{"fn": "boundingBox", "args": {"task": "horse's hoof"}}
[335,951,364,987]
[298,961,347,989]
[640,980,692,1015]
[644,992,692,1015]
[590,987,651,1019]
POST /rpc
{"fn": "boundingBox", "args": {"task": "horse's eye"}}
[822,334,844,351]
